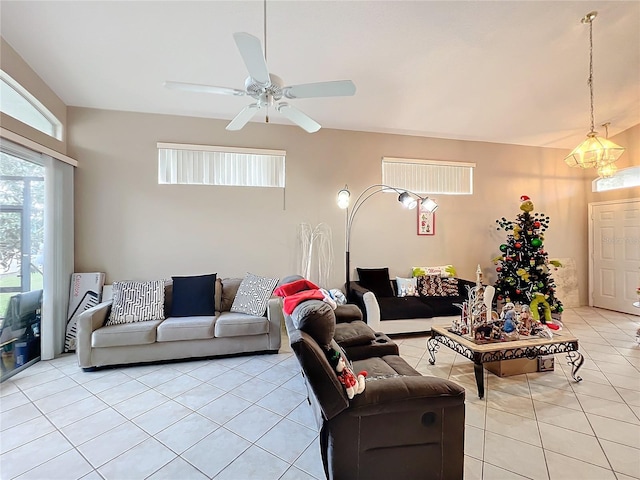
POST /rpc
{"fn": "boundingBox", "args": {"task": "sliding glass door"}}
[1,148,45,380]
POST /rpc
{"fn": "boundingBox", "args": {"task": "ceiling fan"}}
[164,32,356,133]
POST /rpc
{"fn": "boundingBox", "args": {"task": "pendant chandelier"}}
[564,11,625,169]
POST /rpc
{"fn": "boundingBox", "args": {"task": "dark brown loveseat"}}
[284,299,465,480]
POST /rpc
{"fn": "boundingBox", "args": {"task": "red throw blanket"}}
[273,279,325,314]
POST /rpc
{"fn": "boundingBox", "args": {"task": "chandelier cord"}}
[588,17,595,133]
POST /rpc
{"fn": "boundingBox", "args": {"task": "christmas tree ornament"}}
[500,244,508,252]
[514,242,522,249]
[496,267,502,272]
[531,238,542,248]
[534,221,541,228]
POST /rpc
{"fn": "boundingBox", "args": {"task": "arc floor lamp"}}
[337,184,438,288]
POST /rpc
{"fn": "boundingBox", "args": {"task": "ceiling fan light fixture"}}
[564,11,625,169]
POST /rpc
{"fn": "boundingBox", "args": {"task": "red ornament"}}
[497,295,503,300]
[514,242,522,249]
[496,267,502,272]
[515,289,521,294]
[534,221,541,228]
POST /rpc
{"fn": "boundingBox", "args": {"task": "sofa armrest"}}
[265,296,283,351]
[349,374,465,417]
[361,291,381,331]
[76,300,112,368]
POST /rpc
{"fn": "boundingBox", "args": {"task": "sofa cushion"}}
[421,296,465,316]
[156,316,216,342]
[292,300,335,348]
[357,268,394,298]
[214,311,269,338]
[378,296,436,321]
[230,273,279,316]
[92,320,163,347]
[334,321,376,347]
[107,280,165,325]
[170,273,216,317]
[220,277,243,312]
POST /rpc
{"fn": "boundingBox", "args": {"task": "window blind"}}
[382,157,475,195]
[157,143,286,188]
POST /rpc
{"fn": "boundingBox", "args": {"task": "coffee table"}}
[427,325,583,399]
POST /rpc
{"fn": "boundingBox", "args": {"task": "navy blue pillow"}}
[170,274,216,317]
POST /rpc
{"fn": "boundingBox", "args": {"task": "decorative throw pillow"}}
[412,265,457,278]
[395,277,418,297]
[230,273,279,316]
[107,280,165,325]
[417,275,445,297]
[440,277,460,296]
[356,267,394,297]
[170,273,216,317]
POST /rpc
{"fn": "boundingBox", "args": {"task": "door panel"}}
[590,200,640,315]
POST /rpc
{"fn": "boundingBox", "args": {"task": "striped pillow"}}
[230,273,279,316]
[106,280,165,325]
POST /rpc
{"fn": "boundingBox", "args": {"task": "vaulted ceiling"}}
[1,1,638,149]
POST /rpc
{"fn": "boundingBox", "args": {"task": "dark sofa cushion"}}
[334,321,376,347]
[420,296,465,316]
[378,296,435,320]
[357,268,394,298]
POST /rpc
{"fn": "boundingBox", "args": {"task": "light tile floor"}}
[1,306,639,479]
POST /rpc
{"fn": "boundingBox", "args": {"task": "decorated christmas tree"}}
[493,195,563,321]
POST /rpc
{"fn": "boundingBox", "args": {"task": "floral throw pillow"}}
[440,277,460,296]
[417,275,444,297]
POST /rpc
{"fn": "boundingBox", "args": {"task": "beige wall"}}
[0,37,67,153]
[68,107,594,304]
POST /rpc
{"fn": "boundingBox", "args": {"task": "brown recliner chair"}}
[285,300,465,480]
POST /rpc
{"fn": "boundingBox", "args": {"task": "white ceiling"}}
[1,1,639,149]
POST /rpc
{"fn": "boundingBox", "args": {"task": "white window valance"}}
[157,143,286,188]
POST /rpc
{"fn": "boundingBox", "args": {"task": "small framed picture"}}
[417,206,435,236]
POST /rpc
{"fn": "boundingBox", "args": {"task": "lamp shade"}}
[337,188,350,209]
[420,197,438,213]
[564,132,625,168]
[398,192,417,209]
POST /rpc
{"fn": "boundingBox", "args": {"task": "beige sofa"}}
[76,277,282,371]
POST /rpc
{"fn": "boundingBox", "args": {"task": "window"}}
[592,166,640,192]
[0,71,63,140]
[157,143,285,188]
[382,157,475,195]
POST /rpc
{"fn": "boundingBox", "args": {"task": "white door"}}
[589,199,640,315]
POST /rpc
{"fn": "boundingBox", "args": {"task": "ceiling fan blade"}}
[226,104,261,131]
[276,103,321,133]
[283,80,356,99]
[233,32,270,86]
[164,81,245,96]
